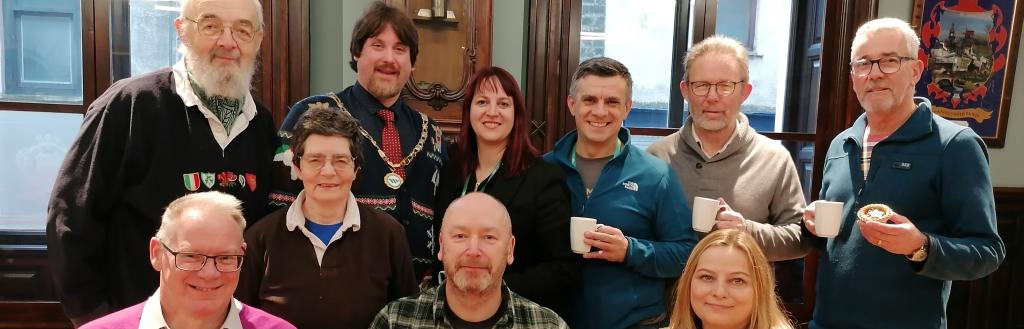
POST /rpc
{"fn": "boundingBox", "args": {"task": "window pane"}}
[0,0,83,104]
[581,0,606,33]
[713,0,801,133]
[715,0,754,45]
[580,0,677,129]
[110,0,182,82]
[0,110,82,232]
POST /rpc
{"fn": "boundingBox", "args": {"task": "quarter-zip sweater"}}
[809,98,1004,329]
[543,129,697,329]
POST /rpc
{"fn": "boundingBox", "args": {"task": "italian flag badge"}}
[183,172,201,191]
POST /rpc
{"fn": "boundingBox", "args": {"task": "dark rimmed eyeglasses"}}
[849,56,915,77]
[159,240,244,272]
[686,80,746,96]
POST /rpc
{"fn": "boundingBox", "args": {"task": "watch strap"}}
[907,234,930,262]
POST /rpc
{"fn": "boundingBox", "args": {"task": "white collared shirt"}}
[692,119,742,158]
[285,191,362,265]
[138,288,244,329]
[171,60,258,150]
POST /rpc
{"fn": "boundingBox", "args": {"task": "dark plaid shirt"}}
[369,284,567,329]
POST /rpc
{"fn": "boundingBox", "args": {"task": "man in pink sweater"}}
[81,192,294,329]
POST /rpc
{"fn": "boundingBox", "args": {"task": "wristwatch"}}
[907,234,930,262]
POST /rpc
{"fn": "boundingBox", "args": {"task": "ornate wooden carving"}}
[387,0,492,134]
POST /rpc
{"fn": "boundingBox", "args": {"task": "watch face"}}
[910,249,928,262]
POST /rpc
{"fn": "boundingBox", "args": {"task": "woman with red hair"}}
[434,66,576,314]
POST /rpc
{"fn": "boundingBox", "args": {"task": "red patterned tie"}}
[376,109,405,178]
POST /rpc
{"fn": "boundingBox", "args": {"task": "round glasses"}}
[185,17,257,43]
[686,80,746,97]
[850,56,915,77]
[159,240,243,272]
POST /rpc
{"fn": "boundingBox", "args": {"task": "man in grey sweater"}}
[647,36,808,261]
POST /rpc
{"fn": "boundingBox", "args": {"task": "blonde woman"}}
[670,229,793,329]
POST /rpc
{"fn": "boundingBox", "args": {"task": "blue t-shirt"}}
[305,219,343,245]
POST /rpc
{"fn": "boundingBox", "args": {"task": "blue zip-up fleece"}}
[809,98,1005,329]
[543,128,697,329]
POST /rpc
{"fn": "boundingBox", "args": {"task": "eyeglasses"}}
[159,240,244,272]
[298,154,356,171]
[184,17,257,43]
[686,80,746,96]
[850,56,915,77]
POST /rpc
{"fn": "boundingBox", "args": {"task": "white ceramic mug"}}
[692,197,719,233]
[570,217,598,254]
[814,201,844,237]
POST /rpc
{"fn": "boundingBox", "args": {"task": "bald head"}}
[440,192,512,236]
[438,192,515,294]
[180,0,264,32]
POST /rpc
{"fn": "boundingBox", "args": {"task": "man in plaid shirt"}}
[370,193,567,328]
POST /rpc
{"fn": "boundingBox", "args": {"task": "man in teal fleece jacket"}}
[803,18,1004,329]
[543,57,697,329]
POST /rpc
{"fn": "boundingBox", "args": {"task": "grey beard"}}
[452,272,493,293]
[694,116,729,131]
[182,47,255,99]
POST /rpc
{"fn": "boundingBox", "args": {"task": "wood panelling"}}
[0,249,55,301]
[256,0,310,128]
[0,249,69,329]
[946,187,1024,329]
[0,0,1020,328]
[525,0,579,151]
[0,303,69,329]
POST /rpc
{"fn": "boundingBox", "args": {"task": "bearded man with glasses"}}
[648,36,810,262]
[47,0,277,326]
[801,18,1004,329]
[81,192,294,329]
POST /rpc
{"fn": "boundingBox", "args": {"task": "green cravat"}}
[189,77,243,131]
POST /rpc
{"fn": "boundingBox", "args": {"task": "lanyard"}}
[570,139,622,168]
[461,162,503,196]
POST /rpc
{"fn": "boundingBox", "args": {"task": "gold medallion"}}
[384,172,404,190]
